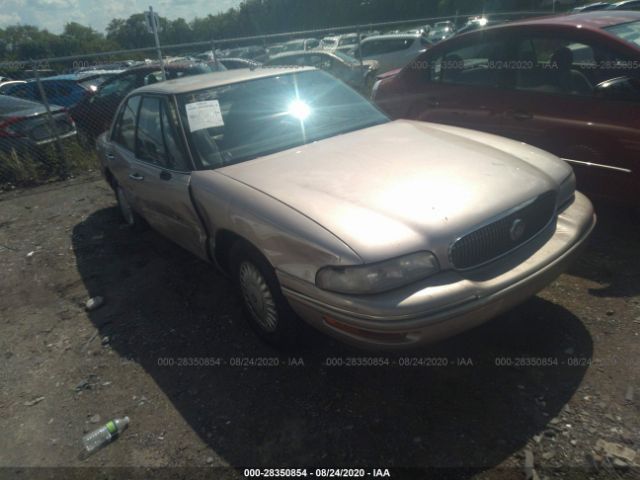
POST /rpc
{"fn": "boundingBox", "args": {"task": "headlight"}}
[558,171,576,209]
[316,251,440,295]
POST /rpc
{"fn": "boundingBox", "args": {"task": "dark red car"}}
[70,60,225,145]
[373,12,640,208]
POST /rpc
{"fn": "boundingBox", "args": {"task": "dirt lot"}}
[1,173,639,479]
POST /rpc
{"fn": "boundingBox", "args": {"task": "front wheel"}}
[230,240,307,349]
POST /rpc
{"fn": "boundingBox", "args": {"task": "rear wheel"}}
[230,240,307,349]
[115,182,146,229]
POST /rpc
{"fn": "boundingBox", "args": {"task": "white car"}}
[357,33,429,72]
[320,34,360,52]
[0,80,26,95]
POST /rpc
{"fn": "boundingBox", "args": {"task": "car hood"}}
[219,120,567,264]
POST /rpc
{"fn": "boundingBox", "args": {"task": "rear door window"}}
[136,96,167,166]
[113,95,141,151]
[136,96,190,171]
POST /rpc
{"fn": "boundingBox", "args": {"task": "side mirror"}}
[594,76,640,102]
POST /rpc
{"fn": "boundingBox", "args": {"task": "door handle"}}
[510,110,533,120]
[128,173,144,181]
[106,153,115,160]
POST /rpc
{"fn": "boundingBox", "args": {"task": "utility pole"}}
[146,6,166,80]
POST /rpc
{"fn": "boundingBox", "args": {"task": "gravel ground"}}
[0,174,639,480]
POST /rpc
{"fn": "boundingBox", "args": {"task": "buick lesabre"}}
[97,67,595,349]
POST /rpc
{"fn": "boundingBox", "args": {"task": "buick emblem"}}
[509,218,526,242]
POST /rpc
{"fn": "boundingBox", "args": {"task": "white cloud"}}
[0,13,22,25]
[0,0,242,33]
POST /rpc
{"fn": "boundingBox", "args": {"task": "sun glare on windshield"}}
[287,99,311,120]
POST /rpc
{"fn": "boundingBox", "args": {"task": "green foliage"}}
[0,140,99,189]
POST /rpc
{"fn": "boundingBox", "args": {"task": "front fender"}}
[191,171,362,285]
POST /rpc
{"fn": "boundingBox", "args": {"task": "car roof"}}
[133,67,315,95]
[503,11,640,30]
[38,72,119,82]
[361,33,421,42]
[220,57,258,63]
[125,61,208,73]
[268,50,332,59]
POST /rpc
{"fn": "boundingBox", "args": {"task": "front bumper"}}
[278,192,595,349]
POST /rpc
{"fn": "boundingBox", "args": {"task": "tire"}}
[230,240,307,349]
[114,182,146,230]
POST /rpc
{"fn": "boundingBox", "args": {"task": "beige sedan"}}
[97,67,595,349]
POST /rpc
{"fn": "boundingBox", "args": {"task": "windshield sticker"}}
[185,100,224,132]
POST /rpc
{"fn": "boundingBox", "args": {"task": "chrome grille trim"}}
[449,191,557,270]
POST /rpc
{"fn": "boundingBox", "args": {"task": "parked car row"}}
[227,33,433,88]
[69,59,226,145]
[264,50,379,90]
[1,70,123,109]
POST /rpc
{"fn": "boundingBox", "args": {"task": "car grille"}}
[450,191,557,270]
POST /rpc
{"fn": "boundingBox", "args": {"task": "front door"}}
[400,34,511,137]
[498,32,640,205]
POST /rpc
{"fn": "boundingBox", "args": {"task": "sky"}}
[0,0,243,34]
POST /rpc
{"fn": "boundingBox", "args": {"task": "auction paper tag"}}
[185,100,224,132]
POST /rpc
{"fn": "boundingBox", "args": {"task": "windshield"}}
[604,20,640,48]
[178,70,388,169]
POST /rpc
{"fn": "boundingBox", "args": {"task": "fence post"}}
[32,60,68,179]
[149,6,166,81]
[356,25,364,88]
[211,39,217,65]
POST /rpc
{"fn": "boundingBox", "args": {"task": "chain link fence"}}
[0,9,545,190]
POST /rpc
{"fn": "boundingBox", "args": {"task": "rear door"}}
[125,95,208,259]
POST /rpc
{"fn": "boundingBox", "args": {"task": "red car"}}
[373,12,640,208]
